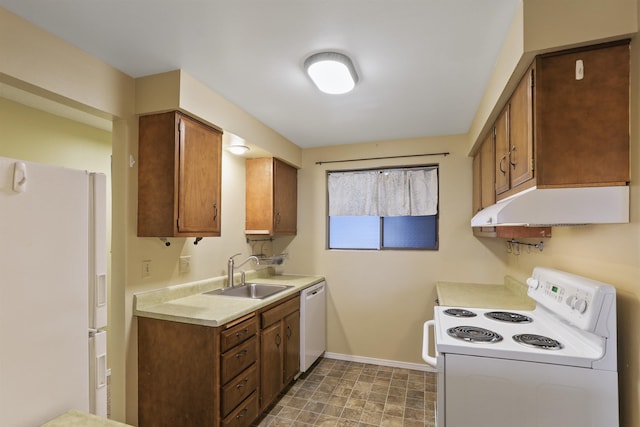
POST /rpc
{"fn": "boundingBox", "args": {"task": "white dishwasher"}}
[300,281,326,373]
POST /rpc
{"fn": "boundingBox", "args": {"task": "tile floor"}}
[254,358,437,426]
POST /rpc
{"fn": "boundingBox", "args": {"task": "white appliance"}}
[423,267,618,427]
[300,281,326,372]
[0,157,108,426]
[470,185,629,227]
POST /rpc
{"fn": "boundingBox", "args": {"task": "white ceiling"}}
[0,1,519,148]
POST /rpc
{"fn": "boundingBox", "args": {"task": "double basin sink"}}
[204,283,292,300]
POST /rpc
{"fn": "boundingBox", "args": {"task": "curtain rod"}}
[315,152,450,165]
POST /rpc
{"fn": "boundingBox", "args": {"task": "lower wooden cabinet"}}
[260,295,301,411]
[138,314,257,427]
[137,295,301,426]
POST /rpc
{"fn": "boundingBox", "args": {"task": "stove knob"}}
[573,298,588,314]
[526,278,539,290]
[566,295,576,307]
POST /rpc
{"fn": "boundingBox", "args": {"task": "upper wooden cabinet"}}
[495,69,535,198]
[534,41,630,189]
[473,131,495,215]
[245,158,297,236]
[473,126,551,239]
[138,111,222,238]
[497,40,630,201]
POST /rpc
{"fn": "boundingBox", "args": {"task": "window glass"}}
[382,215,437,249]
[327,165,439,250]
[328,216,379,249]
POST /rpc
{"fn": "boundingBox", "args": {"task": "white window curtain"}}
[328,167,438,216]
[328,171,379,216]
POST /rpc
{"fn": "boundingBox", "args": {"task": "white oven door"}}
[443,353,618,427]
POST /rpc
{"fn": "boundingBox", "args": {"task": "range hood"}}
[471,186,629,227]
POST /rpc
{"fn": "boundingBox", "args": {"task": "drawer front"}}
[261,295,300,328]
[222,391,259,427]
[221,363,258,417]
[221,316,257,353]
[221,336,258,384]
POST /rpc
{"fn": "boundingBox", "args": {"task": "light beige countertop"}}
[42,411,132,427]
[436,275,535,310]
[134,270,325,327]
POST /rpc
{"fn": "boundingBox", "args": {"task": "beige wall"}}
[2,1,640,426]
[284,135,507,364]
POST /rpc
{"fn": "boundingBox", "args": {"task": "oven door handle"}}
[422,320,438,368]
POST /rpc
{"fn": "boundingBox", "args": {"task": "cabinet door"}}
[178,114,222,234]
[535,43,630,186]
[479,132,495,209]
[273,159,297,234]
[494,106,510,195]
[260,322,283,410]
[509,67,534,189]
[283,310,300,385]
[472,152,481,215]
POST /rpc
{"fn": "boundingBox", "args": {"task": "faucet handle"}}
[229,252,242,261]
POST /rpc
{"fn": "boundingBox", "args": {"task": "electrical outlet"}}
[179,256,191,273]
[142,260,151,278]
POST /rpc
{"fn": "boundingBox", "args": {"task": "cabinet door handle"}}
[235,377,249,389]
[275,211,281,225]
[275,333,281,347]
[235,349,248,359]
[509,146,517,169]
[286,325,292,339]
[236,408,248,420]
[499,155,507,175]
[213,203,218,221]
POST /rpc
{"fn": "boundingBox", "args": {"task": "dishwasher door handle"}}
[422,320,438,368]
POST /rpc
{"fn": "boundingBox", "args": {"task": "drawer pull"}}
[235,349,248,359]
[235,378,249,389]
[235,328,249,339]
[236,408,248,420]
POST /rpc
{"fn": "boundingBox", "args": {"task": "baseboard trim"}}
[322,352,437,373]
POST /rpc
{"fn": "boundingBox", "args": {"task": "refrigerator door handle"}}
[96,353,107,389]
[12,161,27,192]
[95,274,107,307]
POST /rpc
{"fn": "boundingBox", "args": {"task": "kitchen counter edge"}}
[42,410,132,427]
[134,273,325,327]
[436,275,535,310]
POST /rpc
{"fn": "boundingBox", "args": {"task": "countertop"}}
[42,411,132,427]
[134,270,325,327]
[436,275,535,310]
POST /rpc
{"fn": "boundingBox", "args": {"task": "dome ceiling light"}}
[304,52,359,95]
[226,134,250,155]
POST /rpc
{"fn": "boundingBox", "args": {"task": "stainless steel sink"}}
[204,283,292,299]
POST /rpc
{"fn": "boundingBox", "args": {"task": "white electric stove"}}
[423,267,619,427]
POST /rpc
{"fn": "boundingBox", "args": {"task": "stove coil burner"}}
[447,326,503,343]
[513,334,564,350]
[443,308,477,318]
[485,311,533,323]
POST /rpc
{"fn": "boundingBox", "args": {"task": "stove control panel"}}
[527,267,615,332]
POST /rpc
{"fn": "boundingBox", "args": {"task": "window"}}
[327,166,438,250]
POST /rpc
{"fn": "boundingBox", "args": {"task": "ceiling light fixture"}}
[304,51,359,95]
[227,134,250,155]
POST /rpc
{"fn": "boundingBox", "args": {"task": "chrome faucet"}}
[227,253,260,288]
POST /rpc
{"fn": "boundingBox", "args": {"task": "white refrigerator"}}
[0,156,108,426]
